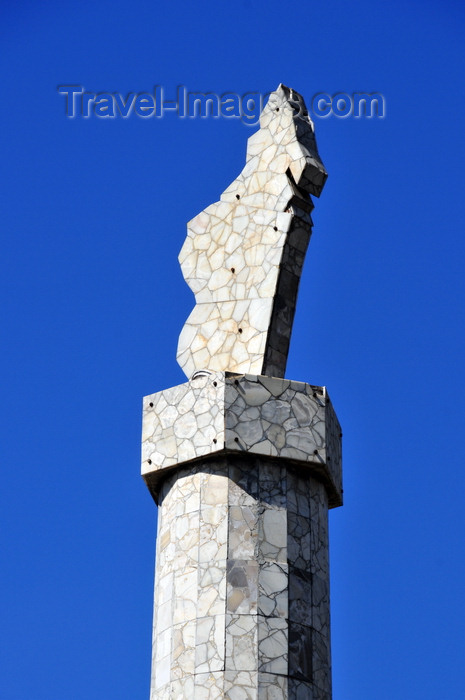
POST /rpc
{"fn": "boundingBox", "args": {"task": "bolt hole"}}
[234,437,239,442]
[234,380,239,385]
[276,107,280,112]
[313,449,318,455]
[231,267,235,273]
[147,459,152,464]
[213,381,217,387]
[238,328,243,334]
[213,438,217,444]
[236,194,240,200]
[149,402,153,407]
[273,226,278,231]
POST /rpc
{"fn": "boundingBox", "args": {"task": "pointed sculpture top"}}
[177,85,327,380]
[259,83,327,196]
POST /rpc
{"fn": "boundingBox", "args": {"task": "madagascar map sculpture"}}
[177,85,327,380]
[142,84,343,699]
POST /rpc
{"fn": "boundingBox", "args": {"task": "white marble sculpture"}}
[177,84,327,379]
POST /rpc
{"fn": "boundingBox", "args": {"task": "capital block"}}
[142,371,342,507]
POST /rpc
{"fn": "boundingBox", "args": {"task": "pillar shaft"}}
[151,457,331,699]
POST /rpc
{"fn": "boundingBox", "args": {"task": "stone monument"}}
[142,84,343,699]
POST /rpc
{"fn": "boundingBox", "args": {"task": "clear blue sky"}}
[1,1,464,698]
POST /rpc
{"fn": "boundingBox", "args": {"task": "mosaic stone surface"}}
[177,84,327,379]
[149,458,332,699]
[143,84,342,699]
[142,372,342,508]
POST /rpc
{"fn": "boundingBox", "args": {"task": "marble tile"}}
[258,562,288,618]
[311,574,330,637]
[288,568,313,627]
[258,672,288,699]
[194,672,224,699]
[228,503,258,560]
[258,506,287,562]
[312,629,332,696]
[171,619,196,678]
[225,613,258,672]
[223,671,257,699]
[226,560,258,614]
[258,615,288,675]
[195,614,226,673]
[288,678,314,700]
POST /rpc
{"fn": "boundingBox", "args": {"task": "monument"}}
[141,84,343,699]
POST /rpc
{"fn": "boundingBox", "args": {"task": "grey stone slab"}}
[288,511,311,570]
[289,568,313,627]
[288,622,313,682]
[258,562,288,618]
[258,462,287,508]
[258,615,288,675]
[228,460,259,505]
[223,671,257,699]
[258,505,287,563]
[311,574,330,637]
[258,672,288,699]
[288,678,314,700]
[312,629,331,696]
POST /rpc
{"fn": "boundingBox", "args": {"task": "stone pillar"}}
[142,371,342,699]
